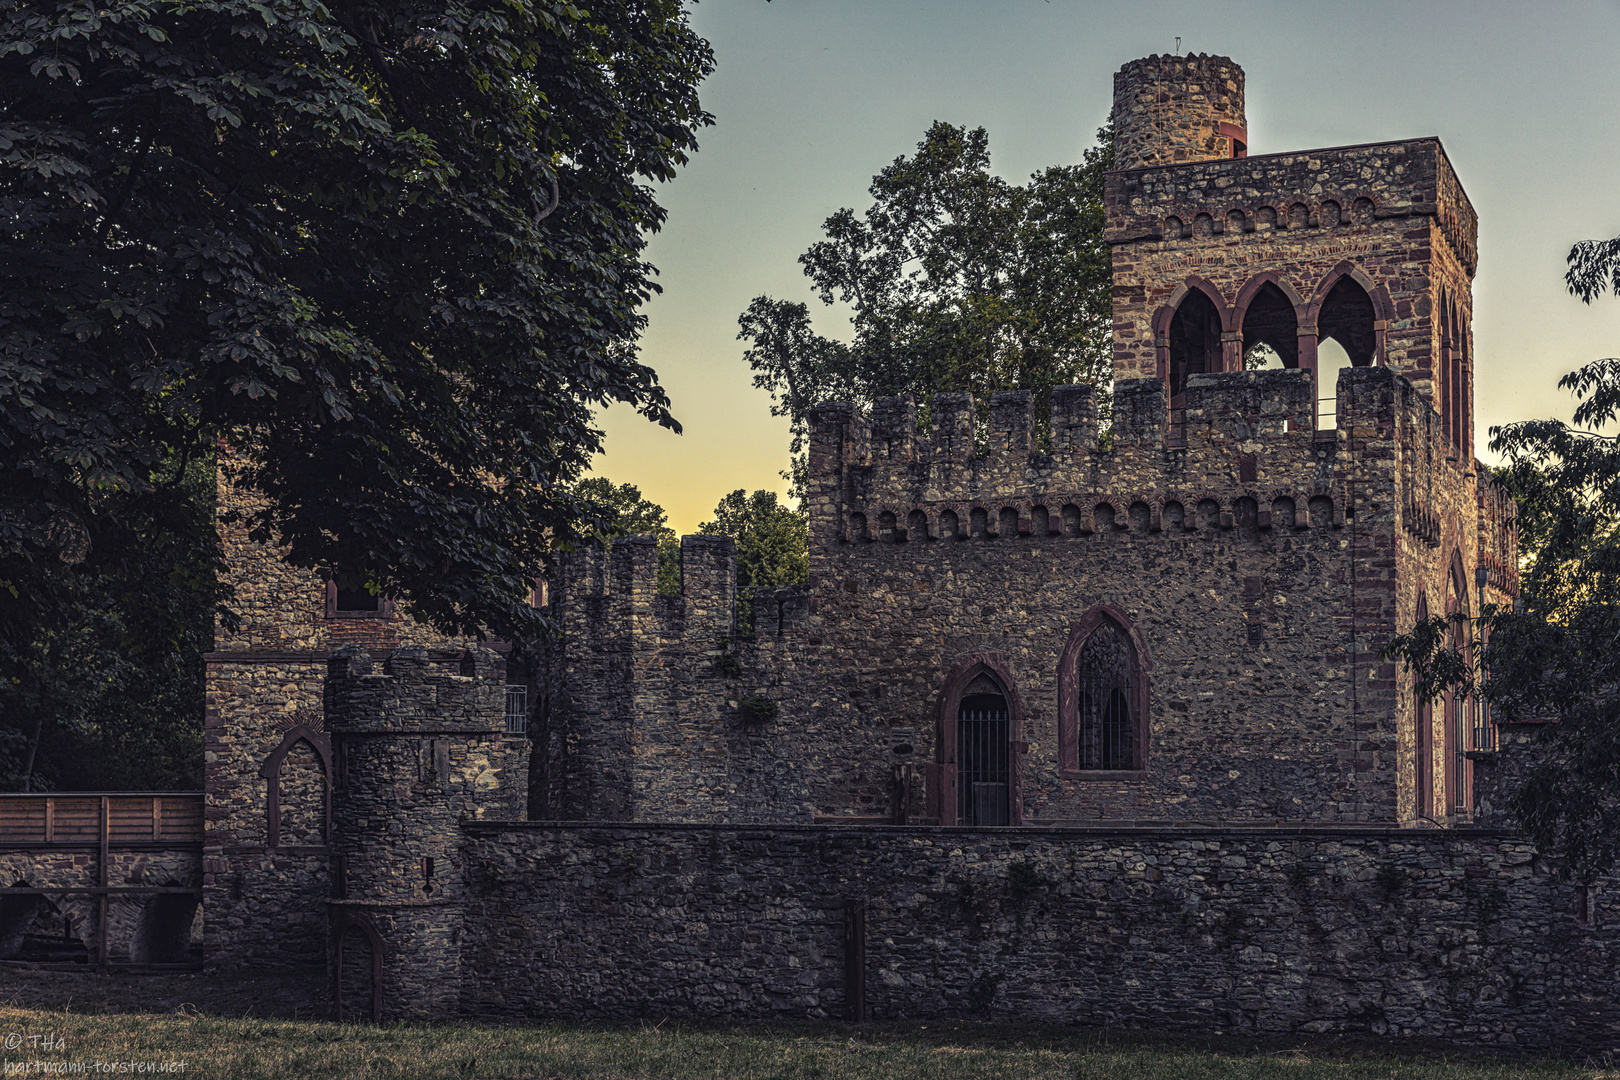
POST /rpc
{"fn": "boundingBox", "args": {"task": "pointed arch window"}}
[1058,607,1151,778]
[1166,287,1225,444]
[1414,591,1435,820]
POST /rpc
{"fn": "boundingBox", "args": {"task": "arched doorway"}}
[332,913,385,1022]
[936,654,1024,826]
[130,882,200,964]
[957,673,1011,826]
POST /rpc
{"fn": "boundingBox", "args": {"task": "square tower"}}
[1105,54,1478,461]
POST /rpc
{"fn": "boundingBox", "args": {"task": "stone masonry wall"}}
[799,365,1407,824]
[202,658,331,965]
[547,365,1500,828]
[452,821,1620,1053]
[1112,54,1246,170]
[1105,137,1477,413]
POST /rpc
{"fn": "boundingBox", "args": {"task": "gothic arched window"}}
[1078,623,1134,769]
[1058,607,1151,777]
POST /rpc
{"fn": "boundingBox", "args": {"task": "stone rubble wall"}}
[202,658,332,965]
[451,821,1619,1054]
[322,645,527,1018]
[1112,54,1246,170]
[0,848,201,963]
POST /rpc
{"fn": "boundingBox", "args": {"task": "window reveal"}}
[1077,622,1135,770]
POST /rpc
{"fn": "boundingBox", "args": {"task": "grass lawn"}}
[0,1004,1603,1080]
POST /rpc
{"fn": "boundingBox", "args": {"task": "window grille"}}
[956,693,1009,826]
[505,685,528,734]
[1078,622,1134,770]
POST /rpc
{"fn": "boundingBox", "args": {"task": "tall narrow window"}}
[1060,608,1149,776]
[1168,289,1223,444]
[1078,623,1135,770]
[1415,592,1434,820]
[1446,565,1471,817]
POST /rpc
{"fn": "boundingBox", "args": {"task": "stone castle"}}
[5,55,1615,1051]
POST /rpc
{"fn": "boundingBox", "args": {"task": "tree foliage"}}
[738,121,1114,478]
[1567,233,1620,304]
[1385,233,1620,878]
[0,457,221,790]
[1,0,714,660]
[574,476,680,597]
[697,489,807,624]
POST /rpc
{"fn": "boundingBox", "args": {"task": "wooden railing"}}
[0,793,205,970]
[0,792,204,847]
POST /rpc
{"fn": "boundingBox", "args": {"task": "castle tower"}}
[324,645,526,1020]
[1112,54,1246,169]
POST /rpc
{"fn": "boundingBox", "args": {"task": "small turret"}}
[325,645,525,1020]
[1112,54,1246,169]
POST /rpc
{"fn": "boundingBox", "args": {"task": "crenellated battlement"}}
[1104,137,1476,279]
[805,367,1447,547]
[554,533,810,643]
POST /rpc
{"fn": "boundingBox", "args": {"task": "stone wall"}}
[202,657,331,965]
[205,456,493,965]
[448,821,1618,1053]
[0,846,201,964]
[545,363,1519,828]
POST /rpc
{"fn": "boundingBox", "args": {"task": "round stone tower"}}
[1112,54,1246,169]
[324,644,526,1021]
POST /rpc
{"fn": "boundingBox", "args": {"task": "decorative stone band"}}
[840,489,1344,544]
[1105,137,1477,278]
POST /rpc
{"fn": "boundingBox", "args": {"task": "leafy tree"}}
[739,121,1115,485]
[1385,232,1620,879]
[1567,233,1620,303]
[697,489,807,624]
[1,0,714,665]
[573,477,680,597]
[0,458,222,790]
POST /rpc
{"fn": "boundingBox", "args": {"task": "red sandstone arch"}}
[1233,272,1309,371]
[935,652,1025,826]
[1153,276,1235,337]
[1057,606,1153,778]
[1232,272,1308,331]
[1306,262,1395,366]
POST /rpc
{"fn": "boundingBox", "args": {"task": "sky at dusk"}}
[592,0,1620,534]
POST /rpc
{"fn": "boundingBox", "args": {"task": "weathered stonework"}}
[323,645,527,1020]
[0,50,1579,1049]
[445,822,1616,1052]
